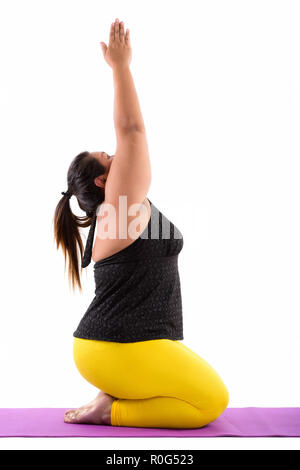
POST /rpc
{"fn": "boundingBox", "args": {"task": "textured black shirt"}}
[73,199,184,342]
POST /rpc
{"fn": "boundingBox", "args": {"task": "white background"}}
[0,0,299,449]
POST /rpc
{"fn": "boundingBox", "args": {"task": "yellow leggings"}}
[73,337,229,429]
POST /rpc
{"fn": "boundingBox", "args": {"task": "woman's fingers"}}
[109,22,115,45]
[119,21,125,43]
[108,18,128,46]
[114,18,120,41]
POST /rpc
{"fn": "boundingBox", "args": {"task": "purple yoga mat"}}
[0,408,299,438]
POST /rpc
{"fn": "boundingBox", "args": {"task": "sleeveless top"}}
[73,199,184,343]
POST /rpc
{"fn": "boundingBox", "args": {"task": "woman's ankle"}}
[102,399,115,425]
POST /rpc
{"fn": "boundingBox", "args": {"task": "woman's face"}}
[91,151,115,188]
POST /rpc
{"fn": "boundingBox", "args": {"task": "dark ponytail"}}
[53,151,106,291]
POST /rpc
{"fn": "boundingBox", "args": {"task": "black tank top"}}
[73,199,184,343]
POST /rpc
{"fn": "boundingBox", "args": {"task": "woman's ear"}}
[94,175,106,188]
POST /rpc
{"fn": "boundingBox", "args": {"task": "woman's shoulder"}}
[91,197,151,264]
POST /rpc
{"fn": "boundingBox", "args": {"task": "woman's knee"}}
[206,382,230,421]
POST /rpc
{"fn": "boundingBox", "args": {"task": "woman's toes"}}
[64,406,91,424]
[64,409,76,422]
[63,393,115,425]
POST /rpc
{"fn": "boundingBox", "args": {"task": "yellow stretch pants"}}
[73,337,229,429]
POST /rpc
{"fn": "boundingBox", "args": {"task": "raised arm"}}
[100,19,151,211]
[113,64,145,133]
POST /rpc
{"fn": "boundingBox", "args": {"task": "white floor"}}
[0,437,299,450]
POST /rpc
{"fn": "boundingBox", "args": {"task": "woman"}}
[53,18,229,429]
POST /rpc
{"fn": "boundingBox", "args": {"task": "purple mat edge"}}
[0,407,300,438]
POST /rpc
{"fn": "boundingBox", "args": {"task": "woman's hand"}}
[100,18,132,69]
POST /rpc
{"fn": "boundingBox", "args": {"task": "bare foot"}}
[64,391,115,425]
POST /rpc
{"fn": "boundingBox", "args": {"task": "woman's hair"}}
[53,151,106,291]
